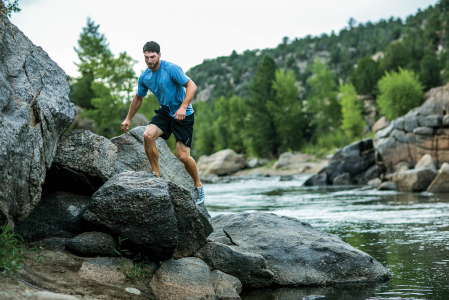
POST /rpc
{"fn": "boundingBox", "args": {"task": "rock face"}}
[83,171,212,260]
[209,212,390,287]
[0,12,76,227]
[374,85,449,176]
[44,130,117,196]
[150,257,217,300]
[15,192,90,241]
[197,149,246,176]
[110,126,196,199]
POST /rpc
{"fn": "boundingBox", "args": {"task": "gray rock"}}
[211,213,390,286]
[125,288,141,295]
[66,232,117,257]
[443,115,449,126]
[415,154,437,172]
[211,270,242,300]
[333,173,350,185]
[197,149,246,176]
[111,127,197,201]
[83,171,212,260]
[377,181,396,191]
[303,172,327,186]
[392,168,437,192]
[367,178,382,188]
[424,114,443,127]
[353,164,378,185]
[414,127,434,136]
[0,13,77,227]
[150,257,216,300]
[427,162,449,193]
[15,192,90,241]
[274,152,293,169]
[29,237,69,252]
[404,111,419,132]
[372,116,390,133]
[393,117,404,131]
[44,130,117,195]
[130,113,149,127]
[194,242,274,288]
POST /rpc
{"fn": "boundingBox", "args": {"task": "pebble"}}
[125,287,141,295]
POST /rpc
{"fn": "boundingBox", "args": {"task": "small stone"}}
[125,288,141,295]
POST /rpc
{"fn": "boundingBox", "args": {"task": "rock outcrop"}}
[0,12,76,227]
[208,212,390,287]
[44,130,117,196]
[197,149,246,176]
[374,85,449,176]
[83,171,212,260]
[427,162,449,192]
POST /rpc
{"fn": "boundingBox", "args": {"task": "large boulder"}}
[0,11,76,227]
[392,154,438,192]
[210,212,390,287]
[374,84,449,175]
[83,171,212,260]
[197,149,246,176]
[110,126,197,199]
[149,257,217,300]
[194,242,274,288]
[211,270,242,300]
[427,162,449,193]
[15,192,90,241]
[43,130,117,196]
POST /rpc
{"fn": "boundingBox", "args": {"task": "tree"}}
[268,69,305,152]
[306,59,341,137]
[3,0,20,17]
[350,55,382,95]
[213,96,245,153]
[377,68,424,120]
[379,42,411,73]
[244,55,278,157]
[419,50,441,90]
[339,83,365,140]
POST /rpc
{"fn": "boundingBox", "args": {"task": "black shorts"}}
[149,108,194,148]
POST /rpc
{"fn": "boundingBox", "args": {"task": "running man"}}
[121,41,205,205]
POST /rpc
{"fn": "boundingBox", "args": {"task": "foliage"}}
[306,59,341,138]
[377,68,424,120]
[3,0,20,17]
[70,18,137,137]
[350,55,382,95]
[339,83,366,140]
[379,42,411,73]
[419,50,441,90]
[114,237,153,281]
[0,223,45,276]
[301,130,348,158]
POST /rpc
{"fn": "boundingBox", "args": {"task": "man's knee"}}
[144,126,160,143]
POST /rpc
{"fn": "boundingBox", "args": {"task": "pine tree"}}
[339,83,365,140]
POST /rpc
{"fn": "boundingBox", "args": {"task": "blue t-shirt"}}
[137,60,194,116]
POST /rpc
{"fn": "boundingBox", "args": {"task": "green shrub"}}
[377,68,424,120]
[0,223,24,276]
[339,82,366,140]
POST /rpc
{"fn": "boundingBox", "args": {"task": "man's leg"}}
[143,124,164,176]
[176,141,202,188]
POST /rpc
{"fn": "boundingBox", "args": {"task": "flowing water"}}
[204,175,449,300]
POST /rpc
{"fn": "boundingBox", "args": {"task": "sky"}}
[10,0,439,78]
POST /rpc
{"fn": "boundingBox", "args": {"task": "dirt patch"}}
[0,249,155,300]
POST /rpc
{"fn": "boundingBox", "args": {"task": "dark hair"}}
[143,41,160,54]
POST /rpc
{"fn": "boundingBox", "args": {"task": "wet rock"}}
[280,175,294,181]
[211,270,242,300]
[367,178,382,189]
[78,257,132,284]
[66,232,117,257]
[427,162,449,193]
[83,171,212,260]
[194,242,274,288]
[210,212,390,286]
[15,192,90,241]
[150,257,216,300]
[392,169,437,192]
[197,149,247,176]
[0,13,76,227]
[377,181,396,191]
[44,130,117,196]
[333,173,350,185]
[303,170,327,186]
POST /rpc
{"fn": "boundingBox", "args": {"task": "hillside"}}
[187,2,444,102]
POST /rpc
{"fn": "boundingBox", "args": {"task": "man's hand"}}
[173,107,187,121]
[121,119,131,133]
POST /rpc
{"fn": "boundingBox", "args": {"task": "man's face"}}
[144,51,161,70]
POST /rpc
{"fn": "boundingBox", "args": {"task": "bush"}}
[377,68,424,120]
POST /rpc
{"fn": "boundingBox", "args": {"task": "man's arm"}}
[121,94,144,132]
[173,79,197,121]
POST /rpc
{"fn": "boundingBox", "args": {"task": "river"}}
[203,175,449,300]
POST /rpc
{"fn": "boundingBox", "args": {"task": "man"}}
[121,41,205,205]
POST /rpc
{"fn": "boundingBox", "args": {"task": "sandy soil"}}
[0,248,154,300]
